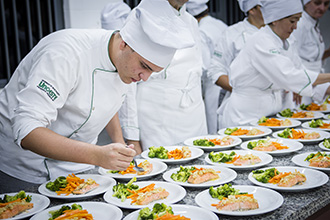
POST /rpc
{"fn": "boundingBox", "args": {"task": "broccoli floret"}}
[170,166,195,182]
[252,168,279,183]
[112,177,138,202]
[46,176,68,192]
[0,190,32,203]
[148,146,168,159]
[209,184,243,200]
[193,139,215,146]
[300,104,309,110]
[247,141,257,149]
[152,203,173,217]
[279,108,293,117]
[208,151,236,163]
[137,207,154,220]
[224,127,238,135]
[323,138,330,149]
[258,116,268,124]
[309,119,324,128]
[277,128,292,138]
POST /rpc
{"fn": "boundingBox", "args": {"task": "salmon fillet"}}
[253,145,277,151]
[137,160,153,175]
[135,187,169,205]
[73,178,99,195]
[309,157,330,168]
[233,154,261,166]
[215,195,259,211]
[277,172,306,187]
[0,200,33,219]
[187,168,219,184]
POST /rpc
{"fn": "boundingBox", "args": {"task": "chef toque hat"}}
[120,0,195,68]
[261,0,303,24]
[302,0,311,5]
[237,0,263,14]
[185,0,209,16]
[101,1,131,30]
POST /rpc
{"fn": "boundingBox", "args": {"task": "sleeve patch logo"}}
[37,79,60,101]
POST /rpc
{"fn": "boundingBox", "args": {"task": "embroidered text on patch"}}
[37,80,60,101]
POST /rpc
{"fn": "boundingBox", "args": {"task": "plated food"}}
[140,146,204,164]
[248,166,329,191]
[276,108,324,121]
[195,185,283,216]
[292,152,330,173]
[301,119,330,131]
[251,117,301,130]
[162,165,237,188]
[319,138,330,151]
[38,174,115,199]
[240,138,303,155]
[98,159,167,180]
[183,135,242,151]
[205,150,273,170]
[218,126,272,140]
[103,180,186,209]
[30,202,122,220]
[272,128,329,143]
[123,204,218,220]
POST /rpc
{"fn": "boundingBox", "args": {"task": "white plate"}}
[301,120,330,131]
[218,126,272,140]
[98,159,167,180]
[250,118,301,130]
[162,165,237,188]
[205,150,273,170]
[0,192,50,220]
[319,141,330,151]
[38,174,115,199]
[123,204,218,220]
[140,146,204,164]
[323,114,330,120]
[195,185,283,216]
[292,152,330,173]
[248,166,329,192]
[240,138,304,156]
[30,201,122,220]
[272,129,330,143]
[183,135,242,151]
[276,111,324,121]
[103,181,186,209]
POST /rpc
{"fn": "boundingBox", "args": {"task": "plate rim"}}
[291,151,330,172]
[250,118,301,129]
[272,128,330,143]
[183,135,243,150]
[217,126,272,139]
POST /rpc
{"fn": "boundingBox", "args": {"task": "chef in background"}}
[291,0,330,105]
[121,0,207,151]
[100,0,131,30]
[186,0,228,134]
[218,0,330,128]
[0,0,194,192]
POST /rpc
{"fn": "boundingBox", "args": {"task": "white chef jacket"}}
[219,25,319,128]
[207,18,260,129]
[0,29,128,183]
[199,15,227,134]
[120,6,207,150]
[292,11,328,104]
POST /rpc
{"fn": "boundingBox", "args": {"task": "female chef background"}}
[218,0,330,128]
[0,0,195,193]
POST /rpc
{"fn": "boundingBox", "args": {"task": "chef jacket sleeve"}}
[250,40,319,97]
[118,83,140,141]
[312,82,330,103]
[207,34,235,85]
[12,51,76,147]
[199,31,212,71]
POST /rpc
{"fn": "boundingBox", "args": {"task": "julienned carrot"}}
[291,129,306,139]
[226,155,240,164]
[319,123,330,129]
[156,213,190,220]
[127,183,156,204]
[208,138,221,145]
[0,198,22,207]
[259,118,282,126]
[168,148,184,159]
[54,209,93,220]
[306,102,322,111]
[291,112,309,118]
[271,142,289,150]
[231,128,249,136]
[118,164,137,175]
[56,173,84,195]
[268,172,291,184]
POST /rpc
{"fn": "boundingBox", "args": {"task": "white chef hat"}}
[303,0,311,5]
[261,0,303,24]
[237,0,263,14]
[101,1,131,30]
[120,0,195,68]
[185,0,209,16]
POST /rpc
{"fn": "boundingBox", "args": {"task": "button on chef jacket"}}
[0,29,128,183]
[219,25,319,128]
[120,5,207,150]
[292,10,329,104]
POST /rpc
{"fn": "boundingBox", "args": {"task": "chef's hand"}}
[293,92,302,105]
[97,143,136,171]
